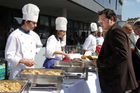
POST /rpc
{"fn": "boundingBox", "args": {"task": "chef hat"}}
[22,3,40,22]
[98,26,103,32]
[55,17,68,31]
[90,22,97,32]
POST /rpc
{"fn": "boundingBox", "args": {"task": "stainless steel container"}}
[53,61,86,73]
[0,80,30,93]
[53,60,97,80]
[18,68,65,90]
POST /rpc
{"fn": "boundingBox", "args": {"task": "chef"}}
[96,26,104,46]
[83,22,98,55]
[96,26,104,54]
[5,3,42,80]
[43,17,70,68]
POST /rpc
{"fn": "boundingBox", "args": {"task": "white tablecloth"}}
[29,72,101,93]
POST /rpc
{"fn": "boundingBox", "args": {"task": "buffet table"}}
[29,72,101,93]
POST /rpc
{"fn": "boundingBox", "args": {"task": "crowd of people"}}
[4,3,140,93]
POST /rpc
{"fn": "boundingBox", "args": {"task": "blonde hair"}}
[123,24,133,31]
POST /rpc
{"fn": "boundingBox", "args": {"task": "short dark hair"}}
[21,20,32,26]
[98,8,117,22]
[134,21,140,26]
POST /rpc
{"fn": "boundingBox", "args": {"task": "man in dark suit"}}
[97,9,138,93]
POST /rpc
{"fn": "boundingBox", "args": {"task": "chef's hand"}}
[90,60,97,67]
[19,59,35,67]
[64,53,71,60]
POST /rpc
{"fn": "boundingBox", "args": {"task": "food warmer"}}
[0,80,30,93]
[18,68,65,91]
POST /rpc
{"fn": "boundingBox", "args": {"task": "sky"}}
[122,0,140,21]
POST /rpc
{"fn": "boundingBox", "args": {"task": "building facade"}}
[0,0,123,57]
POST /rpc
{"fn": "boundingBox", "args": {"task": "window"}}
[115,0,117,10]
[39,16,49,26]
[51,17,55,27]
[109,0,111,4]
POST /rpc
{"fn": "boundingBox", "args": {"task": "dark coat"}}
[132,38,140,81]
[97,24,138,92]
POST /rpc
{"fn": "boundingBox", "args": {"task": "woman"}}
[133,20,140,47]
[43,17,70,68]
[132,18,140,93]
[96,26,104,54]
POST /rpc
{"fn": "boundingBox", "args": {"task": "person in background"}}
[96,26,104,54]
[97,8,138,93]
[132,19,140,93]
[122,23,139,51]
[83,22,98,55]
[43,17,70,68]
[133,19,140,49]
[5,3,42,80]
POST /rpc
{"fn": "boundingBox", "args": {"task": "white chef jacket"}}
[5,28,42,80]
[83,34,97,55]
[45,35,63,59]
[96,36,104,46]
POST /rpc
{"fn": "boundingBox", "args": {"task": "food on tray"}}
[86,56,93,60]
[72,58,82,61]
[81,55,98,61]
[85,58,90,61]
[44,70,62,75]
[21,69,63,75]
[91,56,98,59]
[81,56,86,59]
[0,80,25,92]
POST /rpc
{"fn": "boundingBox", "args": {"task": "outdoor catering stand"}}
[16,55,100,93]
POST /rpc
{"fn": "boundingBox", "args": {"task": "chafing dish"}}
[53,60,89,80]
[81,55,97,71]
[53,60,85,72]
[0,80,30,93]
[53,60,97,80]
[18,68,65,90]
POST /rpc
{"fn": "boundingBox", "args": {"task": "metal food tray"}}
[82,60,96,67]
[53,61,86,73]
[0,80,30,93]
[19,68,65,85]
[81,59,97,73]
